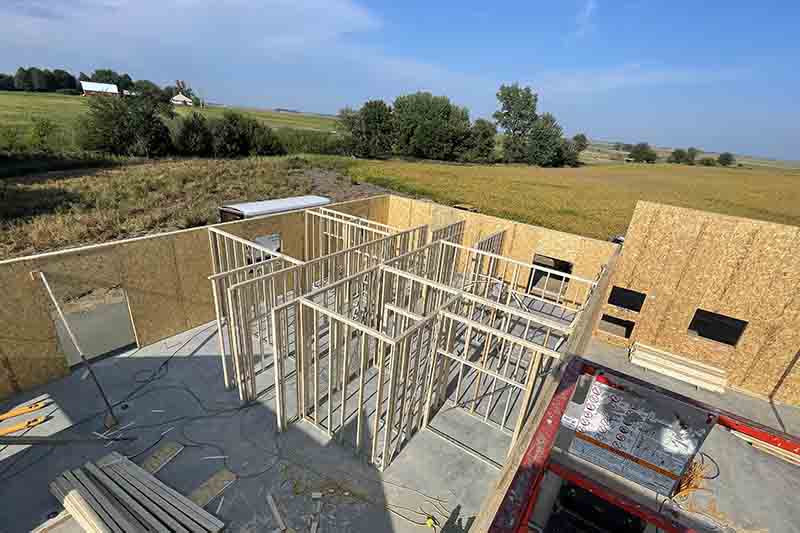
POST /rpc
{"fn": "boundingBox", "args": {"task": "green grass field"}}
[0,91,339,151]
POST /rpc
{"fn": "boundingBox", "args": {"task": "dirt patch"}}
[297,167,392,202]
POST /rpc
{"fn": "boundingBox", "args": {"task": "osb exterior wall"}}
[593,201,800,404]
[0,196,383,400]
[386,195,618,304]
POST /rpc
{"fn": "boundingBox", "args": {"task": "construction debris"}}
[267,492,287,530]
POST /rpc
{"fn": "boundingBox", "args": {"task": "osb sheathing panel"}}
[120,235,188,346]
[327,195,391,226]
[386,195,617,306]
[599,201,800,404]
[0,197,388,399]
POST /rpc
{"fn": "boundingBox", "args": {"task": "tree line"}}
[615,141,736,166]
[338,84,589,167]
[0,66,192,101]
[72,95,345,158]
[668,147,735,167]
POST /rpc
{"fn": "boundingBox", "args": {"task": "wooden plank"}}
[70,468,141,533]
[100,465,191,533]
[49,476,110,533]
[140,440,184,474]
[31,510,72,533]
[84,461,170,533]
[267,493,287,531]
[105,453,225,532]
[188,468,237,509]
[107,464,207,533]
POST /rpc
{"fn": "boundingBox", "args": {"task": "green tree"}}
[78,95,174,157]
[668,148,687,163]
[467,119,497,162]
[27,68,49,91]
[493,83,538,162]
[338,100,394,158]
[686,146,699,165]
[572,133,589,152]
[699,157,717,166]
[174,112,213,156]
[525,113,565,167]
[558,139,581,167]
[209,112,285,157]
[14,67,33,91]
[628,142,658,163]
[392,92,471,161]
[0,74,14,91]
[717,152,735,166]
[51,69,77,90]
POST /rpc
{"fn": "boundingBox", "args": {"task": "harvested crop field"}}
[349,160,800,239]
[4,155,800,260]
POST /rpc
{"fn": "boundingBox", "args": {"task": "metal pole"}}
[33,271,119,429]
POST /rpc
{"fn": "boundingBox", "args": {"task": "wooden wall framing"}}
[0,196,380,399]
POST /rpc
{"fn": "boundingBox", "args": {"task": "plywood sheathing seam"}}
[596,200,800,404]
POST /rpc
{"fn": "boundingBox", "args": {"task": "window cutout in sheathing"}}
[608,286,647,312]
[598,314,635,339]
[688,309,747,347]
[52,286,138,366]
[528,253,574,295]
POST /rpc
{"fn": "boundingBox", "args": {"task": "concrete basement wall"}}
[593,201,800,404]
[0,196,384,400]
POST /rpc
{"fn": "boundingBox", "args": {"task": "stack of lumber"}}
[630,342,727,393]
[49,452,225,533]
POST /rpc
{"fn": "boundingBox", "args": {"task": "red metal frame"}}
[490,356,800,532]
[546,462,695,533]
[717,414,800,455]
[489,358,583,533]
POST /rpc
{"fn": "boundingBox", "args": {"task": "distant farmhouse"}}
[170,93,193,106]
[80,81,119,96]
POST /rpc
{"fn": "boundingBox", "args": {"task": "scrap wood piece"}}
[267,492,287,531]
[730,429,800,466]
[140,440,184,474]
[188,468,237,509]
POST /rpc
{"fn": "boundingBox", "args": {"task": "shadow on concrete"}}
[0,325,403,532]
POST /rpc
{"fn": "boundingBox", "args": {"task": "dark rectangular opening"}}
[608,286,646,312]
[688,309,747,347]
[598,314,635,339]
[528,254,574,294]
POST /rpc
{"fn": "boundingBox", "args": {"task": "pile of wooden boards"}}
[49,452,225,533]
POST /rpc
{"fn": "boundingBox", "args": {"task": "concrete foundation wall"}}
[593,201,800,404]
[0,196,381,400]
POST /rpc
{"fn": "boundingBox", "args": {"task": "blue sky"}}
[2,1,798,159]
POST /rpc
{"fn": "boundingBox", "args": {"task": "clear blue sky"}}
[2,1,798,159]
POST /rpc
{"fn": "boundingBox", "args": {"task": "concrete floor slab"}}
[0,321,505,533]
